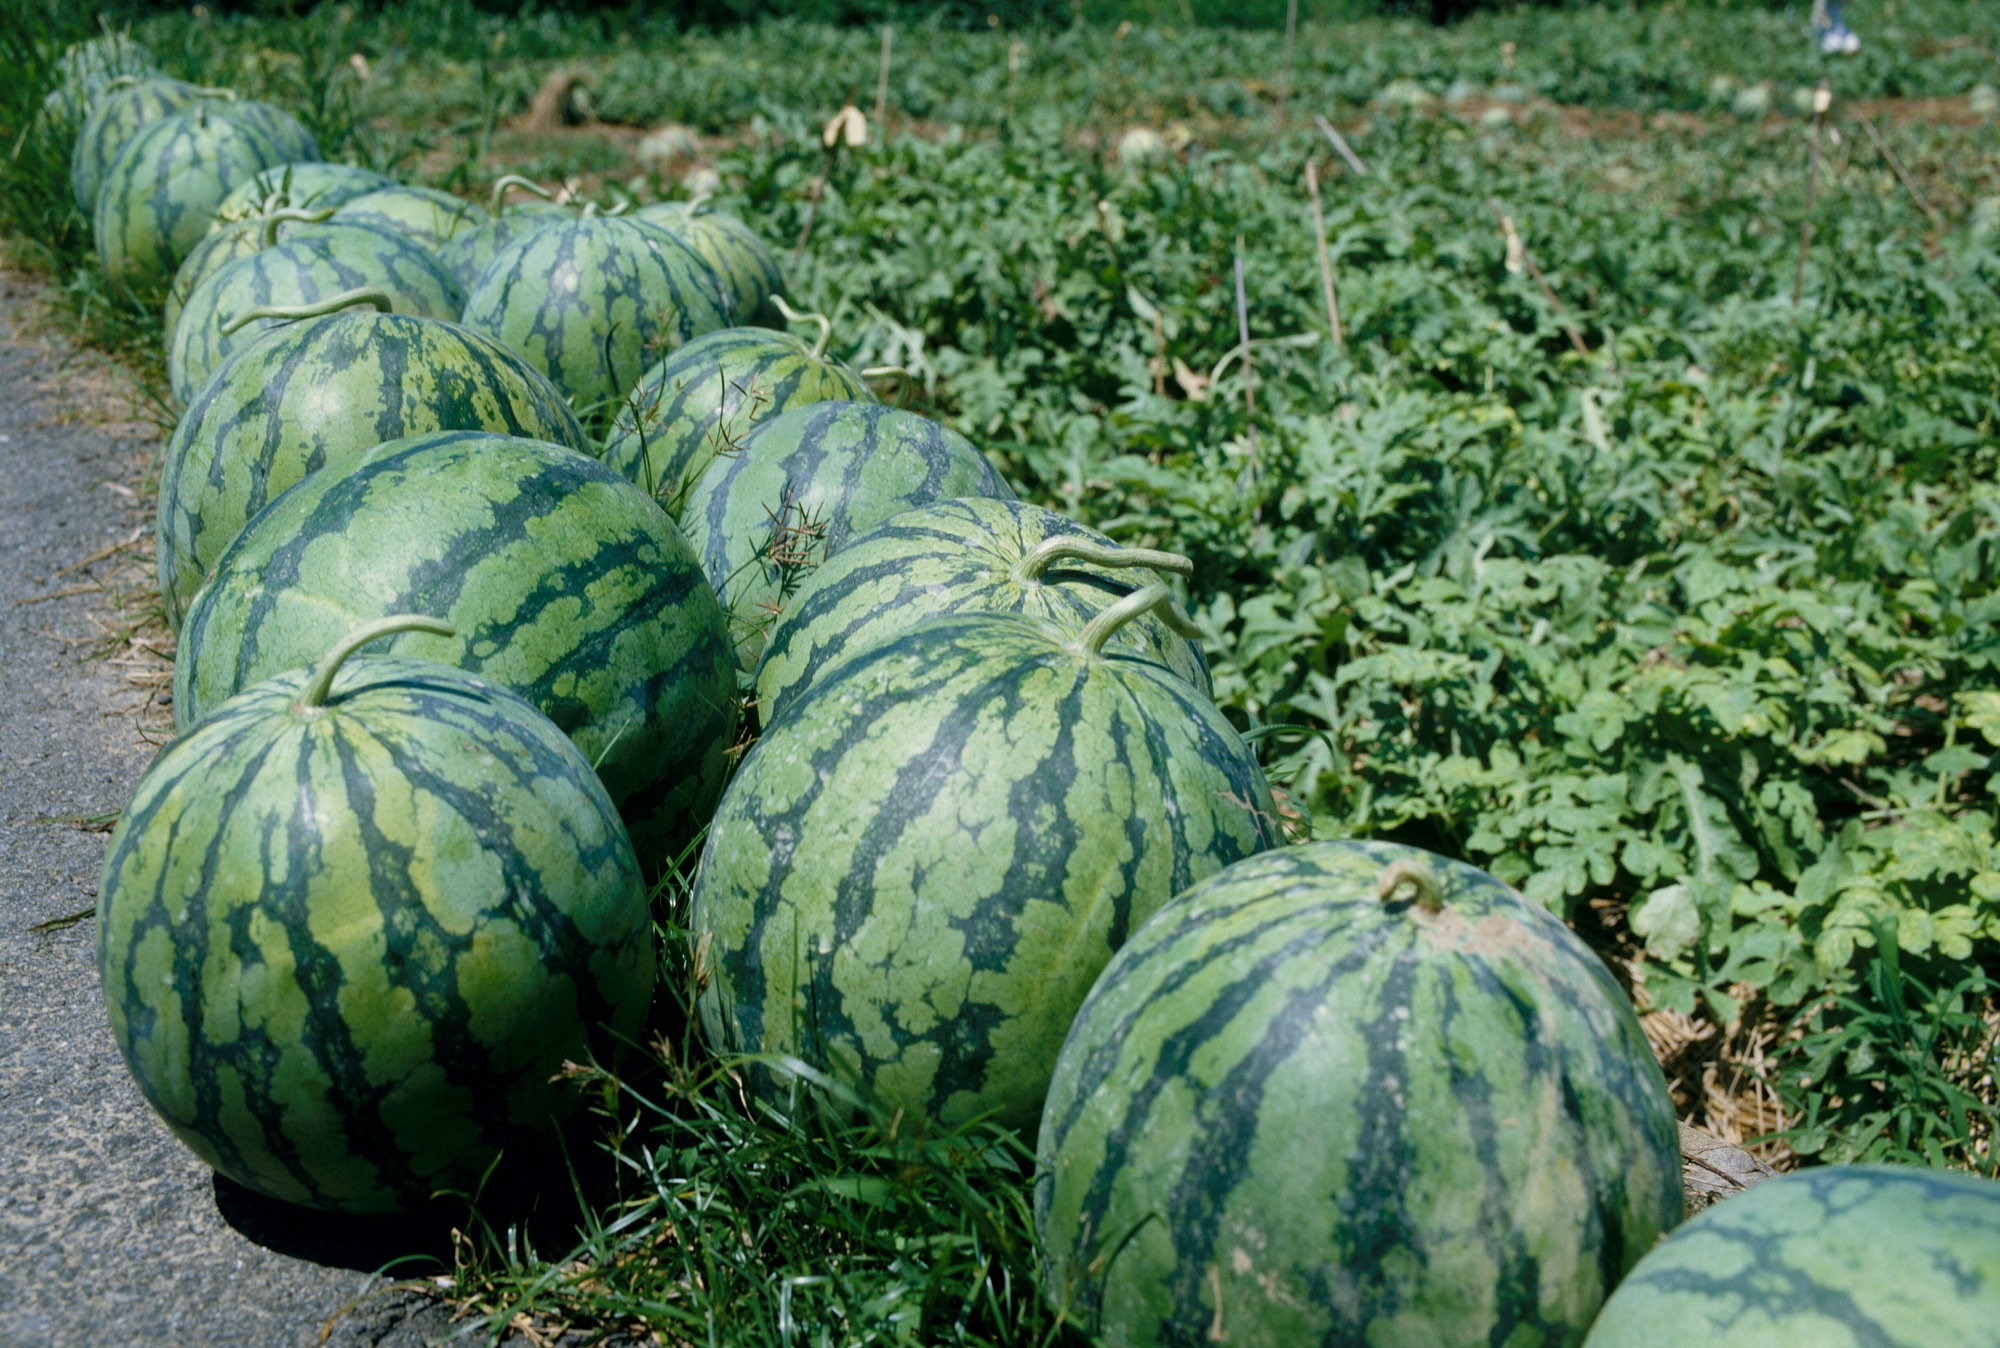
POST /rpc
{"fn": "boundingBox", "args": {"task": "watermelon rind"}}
[1584,1164,2000,1348]
[458,215,731,421]
[692,602,1280,1133]
[167,221,465,407]
[174,431,739,870]
[600,327,872,512]
[157,308,589,628]
[98,626,654,1215]
[94,107,286,289]
[1035,840,1684,1348]
[755,496,1212,726]
[680,400,1016,670]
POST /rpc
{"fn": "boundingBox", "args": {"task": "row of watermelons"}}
[49,32,2000,1346]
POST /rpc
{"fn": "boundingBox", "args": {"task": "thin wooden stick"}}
[874,26,892,145]
[1859,116,1943,231]
[1314,113,1370,176]
[1275,0,1300,131]
[1486,197,1590,357]
[1794,82,1831,308]
[1306,160,1344,348]
[1234,245,1258,472]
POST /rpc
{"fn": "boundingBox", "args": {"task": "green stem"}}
[258,204,335,248]
[490,173,554,213]
[1017,535,1193,584]
[296,615,455,711]
[220,285,393,336]
[1377,859,1445,912]
[770,295,832,360]
[1068,582,1202,656]
[190,84,237,100]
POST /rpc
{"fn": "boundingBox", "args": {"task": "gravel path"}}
[0,281,457,1347]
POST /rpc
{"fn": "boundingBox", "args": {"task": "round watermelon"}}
[99,614,655,1215]
[70,78,226,213]
[458,215,731,421]
[40,36,158,140]
[167,221,464,406]
[174,431,738,871]
[162,205,335,347]
[1585,1164,2000,1347]
[216,99,319,165]
[692,586,1280,1133]
[600,327,872,511]
[681,401,1015,671]
[211,160,396,226]
[436,175,572,295]
[94,106,285,289]
[333,184,488,251]
[1036,840,1683,1348]
[756,497,1212,727]
[634,204,784,325]
[158,302,588,628]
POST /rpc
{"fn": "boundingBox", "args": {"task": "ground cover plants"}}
[9,0,2000,1340]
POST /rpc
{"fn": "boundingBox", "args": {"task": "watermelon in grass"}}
[634,203,785,325]
[99,615,655,1216]
[157,291,588,628]
[333,184,488,252]
[1036,841,1683,1348]
[601,327,872,511]
[211,161,396,226]
[162,205,334,347]
[70,78,229,213]
[167,221,463,406]
[692,586,1280,1134]
[174,432,738,871]
[756,496,1212,726]
[682,401,1015,670]
[459,216,731,422]
[1585,1165,2000,1348]
[94,106,285,289]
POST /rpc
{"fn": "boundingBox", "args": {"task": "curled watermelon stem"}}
[1377,858,1445,912]
[221,285,393,336]
[770,295,833,360]
[296,614,456,712]
[1070,582,1202,656]
[257,204,336,248]
[490,173,555,213]
[1016,535,1194,585]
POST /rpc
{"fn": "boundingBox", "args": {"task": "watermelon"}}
[692,585,1280,1133]
[458,216,731,420]
[756,497,1213,727]
[333,184,488,251]
[436,174,572,294]
[162,205,335,347]
[167,221,464,407]
[681,401,1016,670]
[40,37,158,139]
[94,106,286,289]
[157,297,588,628]
[634,203,785,325]
[217,99,320,165]
[1585,1164,2000,1347]
[98,614,655,1215]
[1035,840,1683,1348]
[70,78,228,213]
[173,431,738,870]
[600,327,872,511]
[211,161,397,226]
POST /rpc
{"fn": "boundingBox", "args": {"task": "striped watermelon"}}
[1586,1165,2000,1347]
[167,221,464,407]
[600,328,872,510]
[333,184,488,252]
[757,497,1213,727]
[459,216,731,421]
[163,205,334,347]
[1036,841,1683,1348]
[70,78,225,212]
[98,614,654,1216]
[436,174,572,294]
[634,204,785,325]
[692,586,1280,1133]
[216,99,320,165]
[211,161,396,226]
[173,432,738,870]
[681,401,1016,670]
[157,299,588,628]
[40,37,158,140]
[94,106,286,289]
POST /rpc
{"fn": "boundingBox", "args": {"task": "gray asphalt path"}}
[0,281,457,1347]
